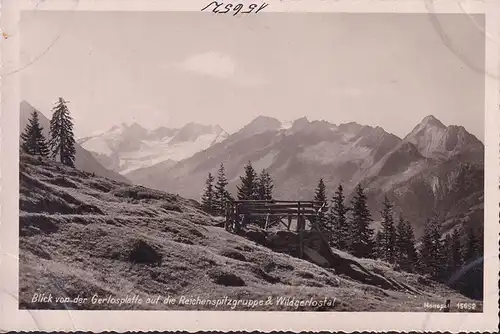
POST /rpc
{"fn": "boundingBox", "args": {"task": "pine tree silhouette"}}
[395,216,417,272]
[48,97,76,167]
[378,196,397,263]
[349,184,375,258]
[419,217,443,278]
[237,161,258,200]
[313,178,328,230]
[451,228,463,271]
[256,169,274,201]
[214,163,233,215]
[201,172,217,214]
[329,184,349,250]
[462,226,481,264]
[20,110,50,157]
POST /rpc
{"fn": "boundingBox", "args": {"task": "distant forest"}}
[201,160,484,300]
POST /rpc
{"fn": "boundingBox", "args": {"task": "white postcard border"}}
[1,0,499,332]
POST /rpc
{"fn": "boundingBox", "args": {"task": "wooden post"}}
[287,214,292,231]
[298,201,304,259]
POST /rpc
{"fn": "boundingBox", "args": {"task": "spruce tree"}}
[378,196,397,263]
[349,184,375,258]
[20,110,50,157]
[329,184,350,250]
[48,97,76,167]
[462,226,481,264]
[441,234,454,281]
[374,231,384,259]
[395,216,418,272]
[201,172,217,214]
[256,169,274,201]
[419,217,443,279]
[214,163,232,215]
[451,228,463,271]
[237,161,258,200]
[313,178,328,230]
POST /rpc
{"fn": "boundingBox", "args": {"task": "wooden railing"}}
[224,200,327,258]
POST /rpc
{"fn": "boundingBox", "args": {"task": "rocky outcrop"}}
[242,226,422,294]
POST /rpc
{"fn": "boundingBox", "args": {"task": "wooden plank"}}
[238,203,318,209]
[237,209,317,215]
[237,206,318,212]
[233,200,325,204]
[238,213,314,217]
[298,204,304,259]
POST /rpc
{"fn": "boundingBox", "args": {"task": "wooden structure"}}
[225,200,326,258]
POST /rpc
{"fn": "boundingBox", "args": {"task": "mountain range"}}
[20,101,130,184]
[125,115,484,237]
[78,121,228,174]
[20,99,483,237]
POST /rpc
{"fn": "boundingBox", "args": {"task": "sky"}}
[20,11,485,140]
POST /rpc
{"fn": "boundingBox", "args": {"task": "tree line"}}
[312,177,483,292]
[21,97,76,167]
[201,161,274,215]
[203,163,483,298]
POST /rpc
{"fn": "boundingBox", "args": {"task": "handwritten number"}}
[242,4,257,14]
[201,2,268,15]
[233,4,243,16]
[255,3,269,13]
[200,1,219,11]
[220,4,232,13]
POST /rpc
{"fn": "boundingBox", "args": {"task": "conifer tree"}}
[349,184,375,258]
[462,226,481,264]
[329,184,350,250]
[214,163,232,215]
[451,228,463,271]
[378,196,397,263]
[48,97,76,167]
[237,161,258,200]
[441,234,456,281]
[419,217,443,278]
[201,172,217,215]
[256,169,274,201]
[395,216,418,272]
[313,178,328,229]
[20,110,50,157]
[374,231,384,259]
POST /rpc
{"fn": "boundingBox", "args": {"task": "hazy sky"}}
[20,11,485,140]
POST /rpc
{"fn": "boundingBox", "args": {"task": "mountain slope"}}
[19,154,480,311]
[127,115,483,237]
[20,101,130,184]
[78,121,229,174]
[127,117,402,200]
[359,116,484,235]
[402,115,483,161]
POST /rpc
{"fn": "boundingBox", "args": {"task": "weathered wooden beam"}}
[237,203,319,209]
[238,212,314,217]
[237,210,318,215]
[236,208,318,215]
[232,200,325,205]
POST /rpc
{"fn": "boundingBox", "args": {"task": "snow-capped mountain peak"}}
[78,121,228,174]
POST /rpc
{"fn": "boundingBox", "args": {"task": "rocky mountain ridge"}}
[126,114,483,236]
[78,120,229,174]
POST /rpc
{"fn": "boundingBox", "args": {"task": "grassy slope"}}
[19,155,480,311]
